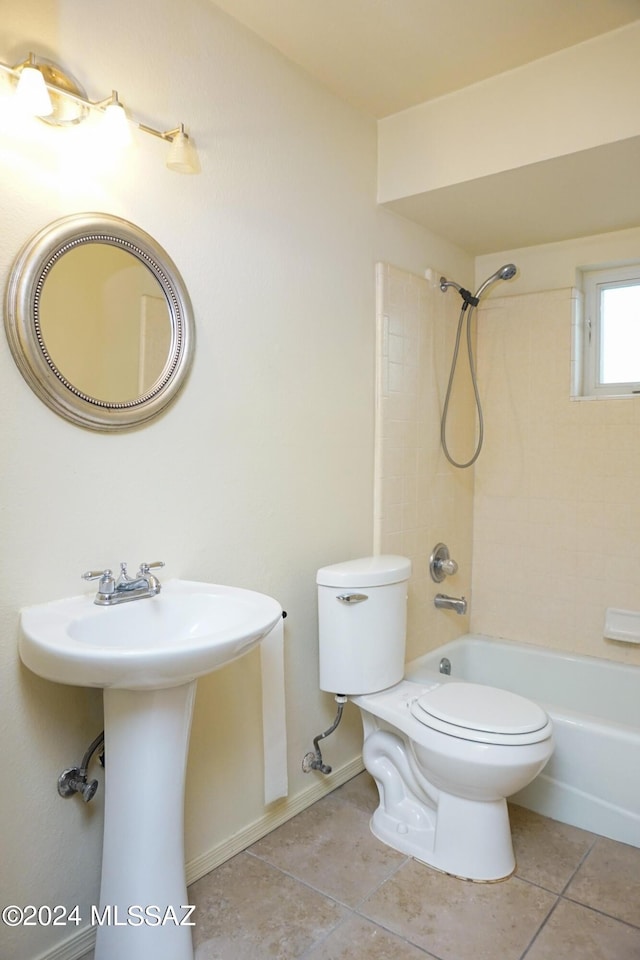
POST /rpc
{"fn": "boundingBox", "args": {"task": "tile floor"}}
[82,772,640,959]
[190,773,640,959]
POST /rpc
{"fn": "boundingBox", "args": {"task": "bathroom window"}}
[582,264,640,397]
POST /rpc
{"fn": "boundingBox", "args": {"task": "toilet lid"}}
[411,682,548,736]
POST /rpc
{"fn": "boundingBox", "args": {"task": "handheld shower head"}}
[499,263,517,280]
[474,263,517,299]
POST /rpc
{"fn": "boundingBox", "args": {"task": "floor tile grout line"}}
[558,833,599,896]
[244,849,444,960]
[513,867,589,899]
[296,913,354,959]
[245,846,411,913]
[349,853,412,911]
[350,908,448,960]
[220,851,356,959]
[244,848,351,907]
[560,894,640,932]
[244,848,457,958]
[518,894,562,960]
[246,838,416,904]
[519,888,640,960]
[297,910,441,960]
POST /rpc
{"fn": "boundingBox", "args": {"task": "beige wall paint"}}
[0,3,472,959]
[378,21,640,201]
[475,225,640,296]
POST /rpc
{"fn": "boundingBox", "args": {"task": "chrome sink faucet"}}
[82,562,164,606]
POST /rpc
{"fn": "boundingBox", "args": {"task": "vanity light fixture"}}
[0,52,200,174]
[102,90,132,147]
[13,53,53,117]
[164,123,200,174]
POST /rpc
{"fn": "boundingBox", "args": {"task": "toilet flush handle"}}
[336,593,368,603]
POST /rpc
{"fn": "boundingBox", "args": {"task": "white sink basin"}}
[19,578,282,689]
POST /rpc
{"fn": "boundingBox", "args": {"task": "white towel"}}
[260,614,288,803]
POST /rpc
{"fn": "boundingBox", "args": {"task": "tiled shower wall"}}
[374,263,474,661]
[375,272,640,666]
[472,288,640,666]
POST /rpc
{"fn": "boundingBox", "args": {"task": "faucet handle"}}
[82,569,113,581]
[138,561,165,574]
[429,543,459,583]
[82,568,115,600]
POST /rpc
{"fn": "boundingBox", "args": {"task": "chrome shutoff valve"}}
[58,766,99,802]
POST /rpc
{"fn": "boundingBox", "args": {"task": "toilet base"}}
[369,791,515,882]
[363,729,516,881]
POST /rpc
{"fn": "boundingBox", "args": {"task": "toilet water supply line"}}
[302,695,347,774]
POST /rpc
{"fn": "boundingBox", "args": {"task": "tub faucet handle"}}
[429,543,458,582]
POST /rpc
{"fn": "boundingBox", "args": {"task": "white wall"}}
[0,2,471,958]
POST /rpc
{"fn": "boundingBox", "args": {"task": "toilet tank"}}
[317,555,411,695]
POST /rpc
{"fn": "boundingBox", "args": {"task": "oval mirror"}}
[4,213,195,430]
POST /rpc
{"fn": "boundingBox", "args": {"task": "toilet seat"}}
[410,681,552,746]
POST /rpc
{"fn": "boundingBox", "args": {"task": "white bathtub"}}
[405,634,640,848]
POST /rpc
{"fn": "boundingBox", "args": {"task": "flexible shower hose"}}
[440,302,484,469]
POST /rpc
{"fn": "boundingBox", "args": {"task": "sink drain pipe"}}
[58,730,105,802]
[302,695,347,774]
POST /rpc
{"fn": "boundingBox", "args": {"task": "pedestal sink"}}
[19,579,282,960]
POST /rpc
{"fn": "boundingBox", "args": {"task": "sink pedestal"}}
[95,682,197,960]
[19,578,283,959]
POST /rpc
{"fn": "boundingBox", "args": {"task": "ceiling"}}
[212,0,640,118]
[213,0,640,253]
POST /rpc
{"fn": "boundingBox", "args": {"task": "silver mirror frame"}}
[4,212,195,431]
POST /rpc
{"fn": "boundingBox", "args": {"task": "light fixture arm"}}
[137,122,186,144]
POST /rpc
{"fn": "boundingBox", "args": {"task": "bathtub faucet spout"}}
[434,594,467,615]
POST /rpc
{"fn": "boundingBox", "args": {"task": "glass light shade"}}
[15,65,53,117]
[103,96,131,147]
[166,131,199,174]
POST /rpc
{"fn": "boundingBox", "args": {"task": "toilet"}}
[317,555,554,881]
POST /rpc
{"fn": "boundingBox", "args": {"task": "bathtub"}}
[405,634,640,848]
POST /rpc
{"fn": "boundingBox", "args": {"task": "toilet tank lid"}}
[317,555,411,588]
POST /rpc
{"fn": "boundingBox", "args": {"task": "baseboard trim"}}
[186,754,364,885]
[32,924,96,960]
[32,755,364,960]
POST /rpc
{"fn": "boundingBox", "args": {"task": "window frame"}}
[582,263,640,398]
